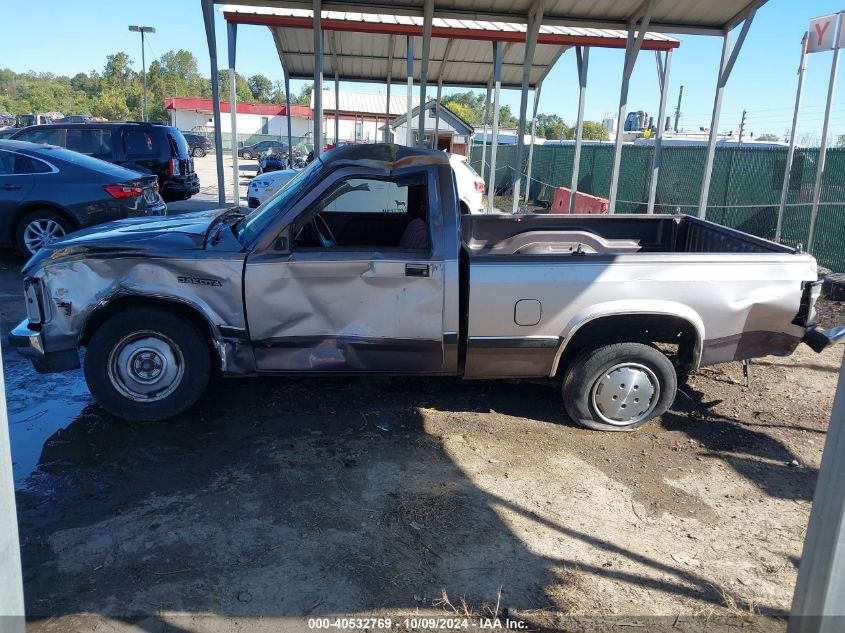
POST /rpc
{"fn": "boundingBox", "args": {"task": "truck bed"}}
[461,214,796,256]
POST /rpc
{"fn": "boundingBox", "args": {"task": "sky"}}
[1,0,844,141]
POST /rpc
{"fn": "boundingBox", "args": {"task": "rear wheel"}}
[84,307,211,421]
[15,209,73,256]
[562,342,677,432]
[192,147,206,158]
[242,150,253,160]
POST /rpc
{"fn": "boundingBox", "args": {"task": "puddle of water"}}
[3,354,90,488]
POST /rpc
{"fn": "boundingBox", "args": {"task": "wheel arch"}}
[551,302,705,377]
[13,202,80,237]
[80,294,225,371]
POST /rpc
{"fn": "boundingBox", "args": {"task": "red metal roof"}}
[164,97,312,117]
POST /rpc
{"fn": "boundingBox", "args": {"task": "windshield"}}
[237,158,324,246]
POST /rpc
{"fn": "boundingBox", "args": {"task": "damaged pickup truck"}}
[10,144,845,430]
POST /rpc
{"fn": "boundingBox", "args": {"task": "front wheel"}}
[562,342,677,432]
[242,151,253,160]
[84,307,211,421]
[192,147,206,158]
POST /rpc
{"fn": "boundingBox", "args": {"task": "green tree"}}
[292,83,313,105]
[103,52,135,85]
[581,120,610,141]
[248,74,274,101]
[835,134,845,147]
[544,122,569,140]
[756,133,779,142]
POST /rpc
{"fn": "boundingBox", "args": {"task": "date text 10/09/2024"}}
[307,617,528,630]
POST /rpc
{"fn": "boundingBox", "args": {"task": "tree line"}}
[1,50,608,141]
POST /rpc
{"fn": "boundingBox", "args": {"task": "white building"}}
[315,90,421,145]
[164,97,312,138]
[389,101,474,155]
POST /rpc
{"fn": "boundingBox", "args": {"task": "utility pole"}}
[738,109,747,144]
[128,25,155,122]
[673,84,684,132]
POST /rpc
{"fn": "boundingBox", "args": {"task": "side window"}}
[321,179,409,214]
[123,130,157,157]
[16,128,63,146]
[66,129,111,159]
[14,155,52,174]
[295,175,429,250]
[0,151,14,175]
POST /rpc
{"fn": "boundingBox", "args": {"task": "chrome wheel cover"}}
[590,362,660,426]
[107,331,185,403]
[23,218,66,254]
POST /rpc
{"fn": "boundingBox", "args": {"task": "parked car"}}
[238,140,288,160]
[15,114,53,127]
[183,132,213,158]
[248,169,299,208]
[0,140,166,256]
[449,154,485,214]
[10,144,844,427]
[10,122,200,202]
[257,151,287,175]
[54,114,94,124]
[0,113,14,127]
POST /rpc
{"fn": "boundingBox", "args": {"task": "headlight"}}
[23,278,46,325]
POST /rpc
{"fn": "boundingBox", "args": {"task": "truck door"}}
[244,167,449,373]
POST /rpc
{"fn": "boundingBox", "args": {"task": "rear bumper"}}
[8,320,80,373]
[803,326,845,353]
[161,173,200,201]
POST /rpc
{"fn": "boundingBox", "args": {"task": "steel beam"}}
[201,0,226,206]
[525,81,541,206]
[329,30,340,145]
[487,41,503,214]
[434,79,442,148]
[406,35,414,147]
[385,35,394,142]
[313,0,324,155]
[512,1,543,213]
[647,48,672,214]
[418,0,434,147]
[777,33,808,243]
[608,0,655,213]
[480,80,491,182]
[569,46,589,213]
[226,22,240,206]
[698,9,756,219]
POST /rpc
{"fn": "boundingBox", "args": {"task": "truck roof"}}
[318,143,451,170]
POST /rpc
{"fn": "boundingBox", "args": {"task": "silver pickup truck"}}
[9,144,844,430]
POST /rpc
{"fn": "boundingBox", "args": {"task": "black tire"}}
[242,151,253,160]
[15,209,74,257]
[84,307,211,422]
[562,342,677,432]
[192,147,206,158]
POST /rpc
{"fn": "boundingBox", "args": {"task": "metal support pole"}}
[487,41,503,214]
[334,70,340,144]
[385,35,394,143]
[512,2,543,214]
[698,9,756,219]
[313,0,324,156]
[525,81,541,205]
[434,78,442,149]
[777,33,809,243]
[0,345,24,633]
[480,80,491,182]
[608,2,654,213]
[647,48,672,214]
[201,0,226,206]
[283,64,293,168]
[141,29,148,122]
[808,13,841,254]
[418,0,434,148]
[406,35,414,147]
[227,22,240,206]
[789,357,845,633]
[570,46,589,214]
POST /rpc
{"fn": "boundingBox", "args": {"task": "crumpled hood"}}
[23,208,235,274]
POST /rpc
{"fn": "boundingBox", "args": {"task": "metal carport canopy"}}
[222,5,679,89]
[221,0,767,35]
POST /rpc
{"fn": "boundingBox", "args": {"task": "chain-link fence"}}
[470,143,845,272]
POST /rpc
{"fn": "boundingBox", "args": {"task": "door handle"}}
[1,184,21,190]
[405,263,430,277]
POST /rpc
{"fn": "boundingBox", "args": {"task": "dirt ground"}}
[2,188,844,631]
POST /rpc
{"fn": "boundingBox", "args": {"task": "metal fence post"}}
[480,80,492,182]
[406,35,414,147]
[487,41,503,214]
[647,48,672,214]
[526,82,542,205]
[570,46,589,214]
[313,0,324,156]
[226,21,240,206]
[201,0,226,206]
[513,2,543,213]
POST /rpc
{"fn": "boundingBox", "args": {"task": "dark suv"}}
[11,122,200,202]
[182,132,213,158]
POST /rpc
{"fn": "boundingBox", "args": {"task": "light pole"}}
[128,25,155,122]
